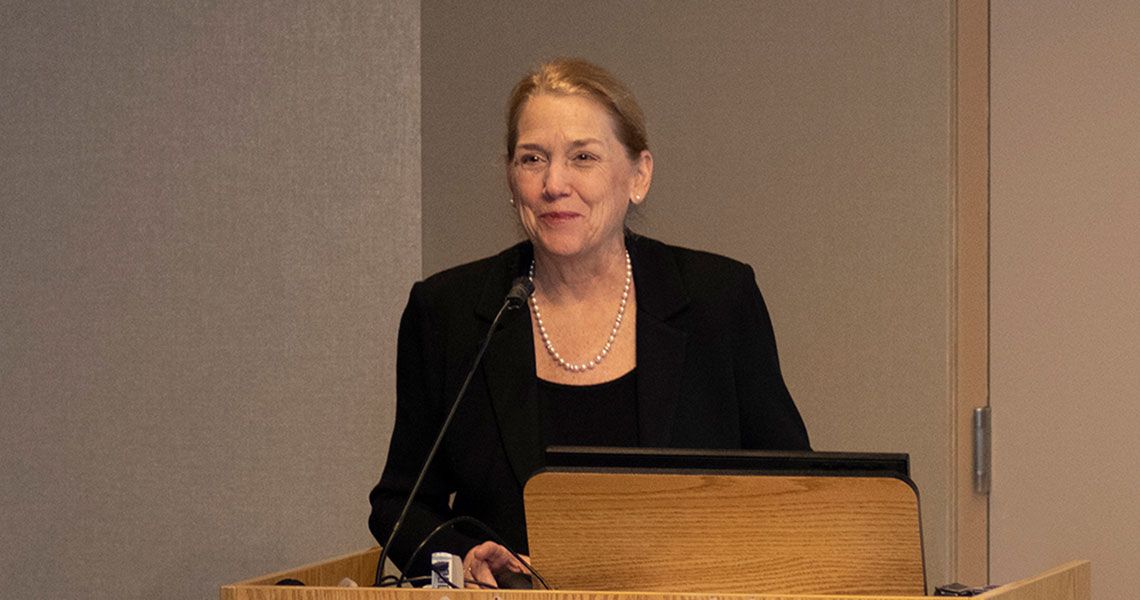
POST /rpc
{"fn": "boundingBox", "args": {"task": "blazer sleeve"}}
[732,265,811,450]
[368,282,479,576]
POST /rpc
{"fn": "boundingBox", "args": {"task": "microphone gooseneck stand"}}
[373,277,533,587]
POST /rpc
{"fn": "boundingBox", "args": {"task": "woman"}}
[369,58,809,588]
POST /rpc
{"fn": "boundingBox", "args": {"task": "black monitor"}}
[542,445,912,482]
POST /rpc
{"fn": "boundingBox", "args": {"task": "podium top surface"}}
[221,549,1089,600]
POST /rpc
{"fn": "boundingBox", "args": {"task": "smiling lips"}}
[539,211,581,223]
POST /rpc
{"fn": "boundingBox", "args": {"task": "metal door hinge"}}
[973,406,991,494]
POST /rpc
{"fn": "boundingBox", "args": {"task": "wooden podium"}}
[221,547,1089,600]
[524,471,925,595]
[222,469,1088,600]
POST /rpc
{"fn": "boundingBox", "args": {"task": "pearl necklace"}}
[528,250,632,373]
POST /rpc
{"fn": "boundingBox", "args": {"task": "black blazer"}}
[369,234,809,574]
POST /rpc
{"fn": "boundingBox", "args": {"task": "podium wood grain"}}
[224,547,382,591]
[975,561,1090,600]
[221,549,1089,600]
[524,472,924,595]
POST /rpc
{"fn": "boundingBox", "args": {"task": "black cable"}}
[429,564,461,589]
[394,515,552,590]
[375,575,432,588]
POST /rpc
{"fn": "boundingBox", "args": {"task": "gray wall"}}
[0,2,419,599]
[422,0,955,587]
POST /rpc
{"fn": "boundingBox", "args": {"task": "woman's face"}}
[508,93,652,261]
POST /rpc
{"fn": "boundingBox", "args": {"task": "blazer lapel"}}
[476,243,544,488]
[628,235,691,447]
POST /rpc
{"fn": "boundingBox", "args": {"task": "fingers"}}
[463,542,499,588]
[483,542,525,572]
[469,560,496,589]
[463,541,525,588]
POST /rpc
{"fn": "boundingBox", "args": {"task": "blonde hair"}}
[506,58,648,161]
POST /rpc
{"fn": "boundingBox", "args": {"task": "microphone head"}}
[506,277,535,309]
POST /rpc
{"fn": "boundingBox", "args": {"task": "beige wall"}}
[0,3,420,599]
[422,0,957,588]
[990,2,1140,598]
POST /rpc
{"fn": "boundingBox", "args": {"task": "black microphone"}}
[505,276,534,309]
[374,276,532,586]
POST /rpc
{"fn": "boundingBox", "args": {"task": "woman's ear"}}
[631,150,653,204]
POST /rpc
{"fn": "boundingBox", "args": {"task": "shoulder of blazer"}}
[412,241,534,323]
[627,234,757,320]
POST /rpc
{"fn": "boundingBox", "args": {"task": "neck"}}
[532,240,628,304]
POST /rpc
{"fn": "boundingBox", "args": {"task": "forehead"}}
[516,93,620,144]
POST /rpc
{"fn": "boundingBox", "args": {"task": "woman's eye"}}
[519,154,544,165]
[573,152,596,162]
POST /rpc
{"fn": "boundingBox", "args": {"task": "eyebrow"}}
[568,138,605,148]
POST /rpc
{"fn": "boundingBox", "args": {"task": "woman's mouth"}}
[539,211,580,223]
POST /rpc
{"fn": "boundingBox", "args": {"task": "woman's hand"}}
[462,541,529,589]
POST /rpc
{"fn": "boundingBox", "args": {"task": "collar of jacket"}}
[473,233,692,488]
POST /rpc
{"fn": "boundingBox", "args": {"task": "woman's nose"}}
[542,161,570,199]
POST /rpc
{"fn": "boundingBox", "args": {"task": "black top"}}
[538,369,639,447]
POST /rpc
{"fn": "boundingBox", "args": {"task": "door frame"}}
[951,0,990,585]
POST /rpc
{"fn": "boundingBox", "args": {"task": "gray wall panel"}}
[0,2,420,598]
